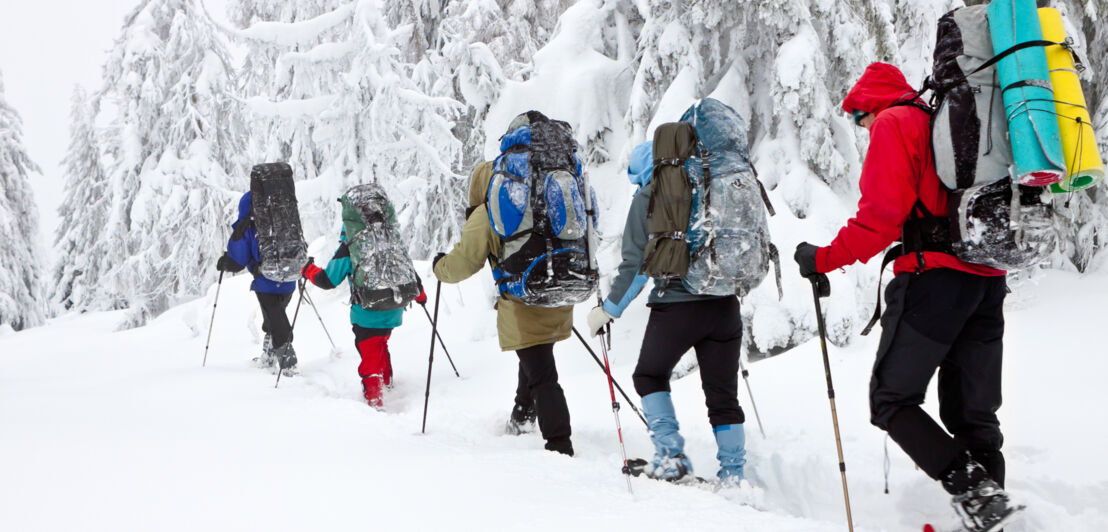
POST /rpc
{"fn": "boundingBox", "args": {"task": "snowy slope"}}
[2,259,1106,531]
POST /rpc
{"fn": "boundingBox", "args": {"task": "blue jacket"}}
[227,191,297,294]
[304,231,404,330]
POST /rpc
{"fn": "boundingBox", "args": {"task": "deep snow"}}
[2,255,1106,531]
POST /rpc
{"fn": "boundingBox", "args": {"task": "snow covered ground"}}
[2,259,1107,531]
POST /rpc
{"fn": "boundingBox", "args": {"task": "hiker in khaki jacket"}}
[432,160,575,456]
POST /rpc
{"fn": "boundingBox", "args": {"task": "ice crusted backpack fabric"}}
[642,98,780,297]
[341,184,421,311]
[486,111,599,307]
[249,162,308,282]
[917,5,1056,271]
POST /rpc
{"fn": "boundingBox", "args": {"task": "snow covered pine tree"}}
[0,69,46,331]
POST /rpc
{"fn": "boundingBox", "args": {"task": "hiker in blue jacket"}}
[586,141,747,485]
[216,191,298,372]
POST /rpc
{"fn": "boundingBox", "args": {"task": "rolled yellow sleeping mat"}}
[1040,7,1104,192]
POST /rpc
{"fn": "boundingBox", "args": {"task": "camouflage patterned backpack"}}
[341,184,420,311]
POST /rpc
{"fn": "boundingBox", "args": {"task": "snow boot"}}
[273,342,298,374]
[361,374,385,409]
[505,401,537,436]
[941,452,1025,531]
[641,391,693,481]
[252,334,276,368]
[713,423,747,485]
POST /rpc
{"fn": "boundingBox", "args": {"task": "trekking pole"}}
[810,276,854,532]
[301,287,336,349]
[201,271,225,367]
[291,258,313,329]
[421,281,442,434]
[291,278,306,330]
[737,357,766,438]
[420,303,460,378]
[597,327,633,494]
[572,326,647,427]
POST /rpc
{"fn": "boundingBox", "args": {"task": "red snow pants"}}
[354,327,393,407]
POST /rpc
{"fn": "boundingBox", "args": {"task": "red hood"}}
[842,62,919,115]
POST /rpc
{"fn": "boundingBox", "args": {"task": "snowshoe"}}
[941,453,1025,532]
[625,457,708,486]
[951,484,1024,532]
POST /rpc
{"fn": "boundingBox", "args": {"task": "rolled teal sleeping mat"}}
[988,0,1066,186]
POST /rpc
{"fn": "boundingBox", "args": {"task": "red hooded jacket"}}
[816,62,1005,277]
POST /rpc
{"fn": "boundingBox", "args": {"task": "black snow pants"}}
[514,344,572,453]
[256,292,294,349]
[871,269,1007,484]
[632,296,745,428]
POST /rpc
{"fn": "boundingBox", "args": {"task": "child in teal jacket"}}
[302,230,425,408]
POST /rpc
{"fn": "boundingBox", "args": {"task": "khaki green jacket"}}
[433,163,573,351]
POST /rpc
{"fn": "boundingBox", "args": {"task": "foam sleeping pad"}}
[1039,7,1104,193]
[988,0,1066,186]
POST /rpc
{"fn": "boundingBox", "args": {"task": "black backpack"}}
[249,163,308,283]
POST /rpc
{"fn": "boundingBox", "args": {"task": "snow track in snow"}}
[2,265,1106,531]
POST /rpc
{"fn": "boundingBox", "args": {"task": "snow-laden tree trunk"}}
[0,70,46,331]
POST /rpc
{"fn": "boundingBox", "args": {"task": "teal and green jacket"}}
[304,233,404,330]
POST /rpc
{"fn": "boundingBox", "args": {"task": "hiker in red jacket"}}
[793,62,1020,530]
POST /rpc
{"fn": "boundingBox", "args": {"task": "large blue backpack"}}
[680,99,780,298]
[486,111,599,307]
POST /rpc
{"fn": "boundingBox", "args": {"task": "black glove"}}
[216,253,242,273]
[793,242,821,279]
[431,252,447,271]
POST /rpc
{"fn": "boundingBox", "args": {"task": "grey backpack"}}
[679,98,780,298]
[924,5,1056,270]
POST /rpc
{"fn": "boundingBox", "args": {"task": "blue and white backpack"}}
[486,111,599,307]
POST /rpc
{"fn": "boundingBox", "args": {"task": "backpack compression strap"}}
[860,201,954,336]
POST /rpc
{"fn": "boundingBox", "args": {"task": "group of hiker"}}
[213,53,1037,530]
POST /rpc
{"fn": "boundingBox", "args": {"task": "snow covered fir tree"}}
[30,0,1108,339]
[0,69,45,331]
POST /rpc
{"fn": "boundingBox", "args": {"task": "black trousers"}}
[256,292,294,349]
[871,269,1006,483]
[632,296,745,427]
[514,344,571,444]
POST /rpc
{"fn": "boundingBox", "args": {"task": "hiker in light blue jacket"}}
[587,140,747,485]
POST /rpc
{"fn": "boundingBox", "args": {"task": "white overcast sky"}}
[0,0,228,256]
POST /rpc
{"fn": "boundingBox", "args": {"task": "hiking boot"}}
[505,402,537,435]
[544,437,574,456]
[642,391,693,482]
[361,374,384,409]
[252,334,275,368]
[273,342,297,371]
[942,453,1025,531]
